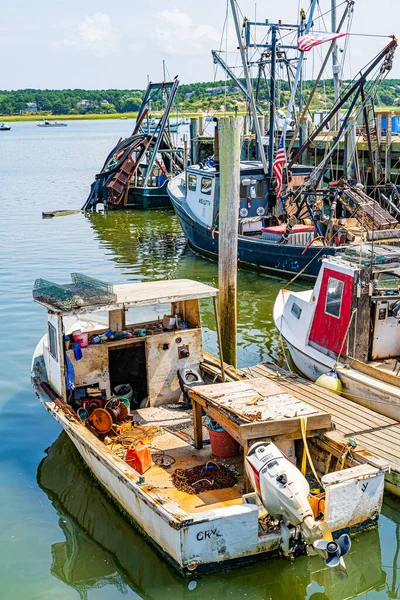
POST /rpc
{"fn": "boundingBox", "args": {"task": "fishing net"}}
[33,273,116,311]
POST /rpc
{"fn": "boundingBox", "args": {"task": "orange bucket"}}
[125,439,152,474]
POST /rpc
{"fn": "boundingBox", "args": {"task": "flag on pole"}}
[298,32,348,52]
[273,135,286,198]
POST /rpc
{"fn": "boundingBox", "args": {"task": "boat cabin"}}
[33,276,218,408]
[185,161,275,229]
[277,243,400,402]
[292,246,400,365]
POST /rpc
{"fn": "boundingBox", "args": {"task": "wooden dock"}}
[243,362,400,496]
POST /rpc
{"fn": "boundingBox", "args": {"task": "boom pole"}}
[230,0,268,175]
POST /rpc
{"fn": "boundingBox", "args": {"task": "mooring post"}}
[218,116,240,369]
[344,115,357,181]
[190,118,199,164]
[385,112,393,183]
[375,112,383,185]
[199,115,205,136]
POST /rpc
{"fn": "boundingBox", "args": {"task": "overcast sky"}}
[1,0,398,90]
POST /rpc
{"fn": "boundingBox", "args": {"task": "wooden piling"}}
[344,116,357,181]
[375,112,383,184]
[199,115,205,136]
[190,118,199,164]
[218,116,241,369]
[385,112,393,183]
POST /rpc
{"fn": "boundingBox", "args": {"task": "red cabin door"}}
[309,268,354,355]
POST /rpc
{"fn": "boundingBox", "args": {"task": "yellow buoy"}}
[315,369,343,395]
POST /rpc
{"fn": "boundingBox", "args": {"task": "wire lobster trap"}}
[33,273,117,310]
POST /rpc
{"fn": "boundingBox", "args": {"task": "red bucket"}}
[207,428,239,458]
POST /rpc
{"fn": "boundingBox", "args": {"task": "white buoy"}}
[315,369,343,395]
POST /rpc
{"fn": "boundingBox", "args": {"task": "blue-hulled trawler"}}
[168,2,400,278]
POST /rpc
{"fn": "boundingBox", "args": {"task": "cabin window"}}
[188,174,197,191]
[201,177,212,195]
[256,181,265,198]
[291,302,302,319]
[325,278,344,318]
[48,322,58,361]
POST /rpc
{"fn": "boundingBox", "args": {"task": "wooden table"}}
[189,378,332,492]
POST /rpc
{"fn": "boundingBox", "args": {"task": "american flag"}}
[298,32,348,52]
[273,135,286,198]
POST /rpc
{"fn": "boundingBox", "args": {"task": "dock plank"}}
[245,362,400,474]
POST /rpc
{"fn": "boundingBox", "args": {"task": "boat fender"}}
[315,369,342,395]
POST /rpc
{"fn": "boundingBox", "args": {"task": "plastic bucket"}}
[207,428,239,457]
[114,384,133,413]
[72,331,88,348]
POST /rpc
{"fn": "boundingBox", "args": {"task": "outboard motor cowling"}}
[245,441,351,574]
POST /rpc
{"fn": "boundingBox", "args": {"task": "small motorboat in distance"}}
[37,120,67,127]
[0,122,11,131]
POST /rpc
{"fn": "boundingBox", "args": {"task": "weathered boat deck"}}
[117,406,245,514]
[244,362,400,494]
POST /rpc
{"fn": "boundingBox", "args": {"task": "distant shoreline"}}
[1,111,244,122]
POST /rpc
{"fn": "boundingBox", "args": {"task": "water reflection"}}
[86,211,187,280]
[38,433,388,600]
[382,500,400,599]
[85,209,297,366]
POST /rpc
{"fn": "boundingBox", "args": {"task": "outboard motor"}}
[177,367,204,408]
[246,441,351,573]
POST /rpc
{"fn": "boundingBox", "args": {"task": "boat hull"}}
[125,181,172,210]
[31,376,280,573]
[169,191,338,279]
[31,336,386,574]
[284,337,400,421]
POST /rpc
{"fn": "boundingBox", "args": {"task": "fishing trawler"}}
[83,80,183,211]
[38,432,388,598]
[274,244,400,420]
[31,272,386,573]
[168,2,399,278]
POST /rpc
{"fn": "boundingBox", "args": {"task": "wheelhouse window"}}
[188,174,197,192]
[325,278,344,318]
[201,177,212,195]
[48,322,58,361]
[291,302,302,319]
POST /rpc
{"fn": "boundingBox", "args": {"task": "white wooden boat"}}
[274,245,400,420]
[31,274,386,573]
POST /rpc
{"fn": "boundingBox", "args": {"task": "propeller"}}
[313,534,351,568]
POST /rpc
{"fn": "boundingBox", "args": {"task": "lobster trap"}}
[33,273,117,311]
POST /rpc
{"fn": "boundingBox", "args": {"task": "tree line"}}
[1,78,399,116]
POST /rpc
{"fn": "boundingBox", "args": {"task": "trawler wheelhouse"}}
[274,245,400,419]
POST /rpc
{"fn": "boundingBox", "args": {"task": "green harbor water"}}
[0,119,399,599]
